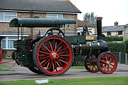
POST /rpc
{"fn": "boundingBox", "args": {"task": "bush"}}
[108,42,126,53]
[123,40,128,53]
[103,36,123,42]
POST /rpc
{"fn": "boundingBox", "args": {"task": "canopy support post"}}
[17,27,19,40]
[20,24,23,40]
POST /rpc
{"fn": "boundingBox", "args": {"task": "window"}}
[118,31,122,35]
[107,32,111,35]
[126,27,128,33]
[0,12,17,22]
[1,37,18,49]
[46,14,63,19]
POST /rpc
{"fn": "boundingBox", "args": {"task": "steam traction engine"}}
[10,17,117,75]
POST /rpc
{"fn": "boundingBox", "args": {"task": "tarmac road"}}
[0,59,128,81]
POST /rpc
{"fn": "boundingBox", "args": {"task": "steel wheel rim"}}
[37,36,73,75]
[98,53,117,73]
[85,55,98,72]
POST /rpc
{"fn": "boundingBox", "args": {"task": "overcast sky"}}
[70,0,128,26]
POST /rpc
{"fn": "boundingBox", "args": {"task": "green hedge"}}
[103,36,123,42]
[108,42,126,53]
[123,40,128,53]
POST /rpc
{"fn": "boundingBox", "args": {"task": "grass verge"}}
[71,66,85,69]
[0,65,14,71]
[0,77,128,85]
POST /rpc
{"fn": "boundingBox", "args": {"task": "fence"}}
[112,52,128,65]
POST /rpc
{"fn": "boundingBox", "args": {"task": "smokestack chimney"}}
[97,17,103,40]
[114,21,118,26]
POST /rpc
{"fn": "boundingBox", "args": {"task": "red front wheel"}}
[33,35,73,75]
[96,52,117,74]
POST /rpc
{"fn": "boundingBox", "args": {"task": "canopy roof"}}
[10,18,76,27]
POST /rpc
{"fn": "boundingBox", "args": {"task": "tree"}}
[83,12,97,25]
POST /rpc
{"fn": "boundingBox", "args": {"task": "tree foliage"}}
[83,12,97,25]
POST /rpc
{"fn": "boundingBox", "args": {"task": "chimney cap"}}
[97,17,103,20]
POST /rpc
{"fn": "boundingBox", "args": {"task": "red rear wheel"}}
[84,55,99,72]
[97,52,117,74]
[33,36,73,75]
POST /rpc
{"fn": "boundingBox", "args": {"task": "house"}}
[77,20,96,35]
[124,24,128,40]
[0,0,81,57]
[102,21,128,40]
[77,20,86,35]
[86,23,96,35]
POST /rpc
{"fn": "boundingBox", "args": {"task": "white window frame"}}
[1,37,19,50]
[46,14,63,19]
[126,27,128,33]
[0,12,17,22]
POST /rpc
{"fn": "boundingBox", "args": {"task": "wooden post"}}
[125,53,127,64]
[119,52,121,64]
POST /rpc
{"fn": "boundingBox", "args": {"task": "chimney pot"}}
[114,21,118,26]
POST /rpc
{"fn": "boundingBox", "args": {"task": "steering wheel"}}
[44,28,65,37]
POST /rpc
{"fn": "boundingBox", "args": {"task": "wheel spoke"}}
[39,54,47,57]
[107,65,109,71]
[54,59,57,71]
[57,47,67,53]
[100,63,104,66]
[109,63,114,66]
[46,62,50,69]
[59,57,67,61]
[102,57,106,61]
[56,61,61,69]
[46,41,50,49]
[52,61,55,71]
[40,47,47,52]
[40,59,46,64]
[43,44,51,53]
[105,55,108,61]
[60,54,69,57]
[49,41,53,52]
[107,55,110,60]
[109,57,112,62]
[92,65,95,70]
[42,58,51,66]
[48,59,53,71]
[56,41,63,50]
[39,57,47,60]
[56,46,63,53]
[57,59,63,67]
[39,51,50,55]
[58,50,67,55]
[59,59,67,64]
[52,39,55,50]
[54,41,57,51]
[100,60,105,63]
